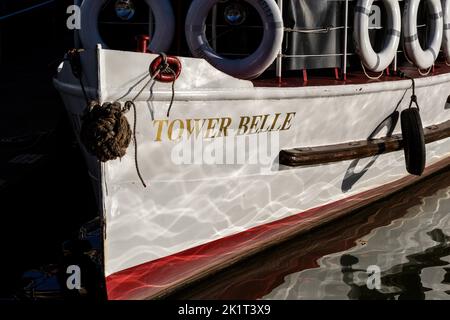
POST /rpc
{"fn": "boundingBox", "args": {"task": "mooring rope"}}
[72,50,175,188]
[120,66,165,188]
[166,68,177,117]
[121,53,177,117]
[124,101,146,188]
[397,70,420,110]
[67,49,90,105]
[393,82,413,113]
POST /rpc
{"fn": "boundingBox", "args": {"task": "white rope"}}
[361,61,384,80]
[282,53,356,58]
[402,41,415,65]
[418,66,432,76]
[284,26,345,34]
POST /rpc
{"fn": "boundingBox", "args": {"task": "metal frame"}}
[275,0,351,80]
[343,0,349,80]
[276,0,284,79]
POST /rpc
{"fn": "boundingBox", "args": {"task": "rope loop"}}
[159,52,170,71]
[409,94,420,110]
[150,53,182,83]
[417,66,432,77]
[398,70,420,111]
[123,100,134,114]
[361,61,384,80]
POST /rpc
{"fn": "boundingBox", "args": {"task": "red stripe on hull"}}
[106,157,450,300]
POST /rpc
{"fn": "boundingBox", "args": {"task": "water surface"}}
[170,168,450,300]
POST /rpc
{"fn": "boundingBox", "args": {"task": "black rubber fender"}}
[401,108,426,176]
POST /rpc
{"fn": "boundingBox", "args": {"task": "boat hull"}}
[54,48,450,300]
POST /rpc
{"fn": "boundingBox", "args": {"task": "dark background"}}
[0,0,97,299]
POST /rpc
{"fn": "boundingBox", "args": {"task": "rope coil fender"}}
[78,53,180,188]
[80,102,132,163]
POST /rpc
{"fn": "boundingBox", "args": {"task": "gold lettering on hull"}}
[152,113,296,142]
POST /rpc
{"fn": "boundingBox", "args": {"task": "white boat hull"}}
[54,48,450,299]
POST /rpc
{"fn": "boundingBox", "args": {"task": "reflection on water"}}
[170,167,450,300]
[265,178,450,300]
[338,229,450,300]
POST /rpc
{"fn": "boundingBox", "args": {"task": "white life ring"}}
[79,0,175,53]
[354,0,401,72]
[403,0,443,69]
[442,0,450,63]
[185,0,284,80]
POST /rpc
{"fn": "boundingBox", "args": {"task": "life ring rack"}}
[79,0,175,53]
[354,0,402,73]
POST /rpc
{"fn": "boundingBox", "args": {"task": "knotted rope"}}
[69,49,133,164]
[73,51,178,188]
[80,102,132,163]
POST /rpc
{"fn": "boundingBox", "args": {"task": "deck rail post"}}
[212,4,218,51]
[276,0,283,81]
[343,0,349,81]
